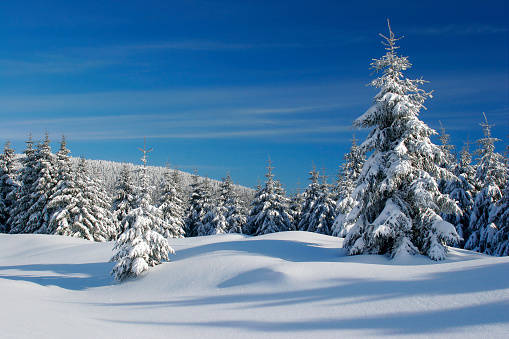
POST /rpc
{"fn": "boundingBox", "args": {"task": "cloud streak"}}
[0,86,358,143]
[0,57,114,77]
[123,40,305,52]
[2,112,353,142]
[407,24,509,36]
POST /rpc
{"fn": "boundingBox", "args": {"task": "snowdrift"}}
[1,232,508,338]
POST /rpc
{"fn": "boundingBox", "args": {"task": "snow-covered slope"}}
[1,232,508,338]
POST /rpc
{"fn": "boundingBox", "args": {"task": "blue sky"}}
[0,0,507,193]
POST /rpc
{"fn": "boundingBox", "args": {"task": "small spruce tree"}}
[244,157,293,236]
[111,139,174,281]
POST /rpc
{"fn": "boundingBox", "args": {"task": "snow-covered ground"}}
[1,232,508,338]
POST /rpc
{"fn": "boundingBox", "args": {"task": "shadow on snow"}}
[91,262,509,334]
[105,300,509,335]
[0,262,115,290]
[173,238,341,263]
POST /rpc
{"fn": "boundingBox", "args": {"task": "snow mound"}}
[1,232,508,338]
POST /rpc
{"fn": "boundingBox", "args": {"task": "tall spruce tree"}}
[465,115,507,253]
[244,158,293,235]
[0,141,17,232]
[111,163,137,236]
[332,135,366,237]
[8,135,37,234]
[437,122,456,173]
[9,133,58,234]
[88,165,117,239]
[442,139,476,245]
[304,167,337,235]
[26,133,59,234]
[342,22,461,260]
[220,172,246,233]
[195,177,227,236]
[185,170,209,237]
[489,179,509,256]
[289,179,304,230]
[111,140,174,281]
[53,135,72,189]
[335,135,365,201]
[45,157,115,241]
[38,135,72,235]
[298,163,321,231]
[158,162,186,238]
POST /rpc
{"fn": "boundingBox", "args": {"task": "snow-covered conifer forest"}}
[1,23,508,338]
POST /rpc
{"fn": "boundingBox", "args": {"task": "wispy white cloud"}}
[0,85,360,143]
[117,34,370,52]
[0,82,364,115]
[407,24,508,36]
[237,104,342,115]
[123,40,305,51]
[2,112,352,142]
[149,124,352,140]
[0,58,114,77]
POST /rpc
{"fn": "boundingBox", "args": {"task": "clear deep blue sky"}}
[1,0,508,192]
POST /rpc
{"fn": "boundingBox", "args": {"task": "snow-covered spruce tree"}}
[243,158,293,236]
[437,122,456,174]
[37,135,72,235]
[0,141,17,232]
[436,122,458,194]
[489,179,509,256]
[53,135,72,187]
[304,167,337,235]
[342,22,461,260]
[157,162,185,238]
[111,163,137,236]
[197,205,228,236]
[297,163,321,231]
[8,135,37,234]
[88,165,117,239]
[14,133,58,234]
[465,115,507,254]
[332,135,366,237]
[220,172,246,233]
[289,179,304,230]
[335,135,365,201]
[185,170,209,237]
[195,177,227,236]
[111,140,174,281]
[441,139,476,245]
[45,156,116,241]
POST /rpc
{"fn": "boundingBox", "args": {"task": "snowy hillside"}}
[11,153,255,202]
[1,232,508,338]
[80,158,255,200]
